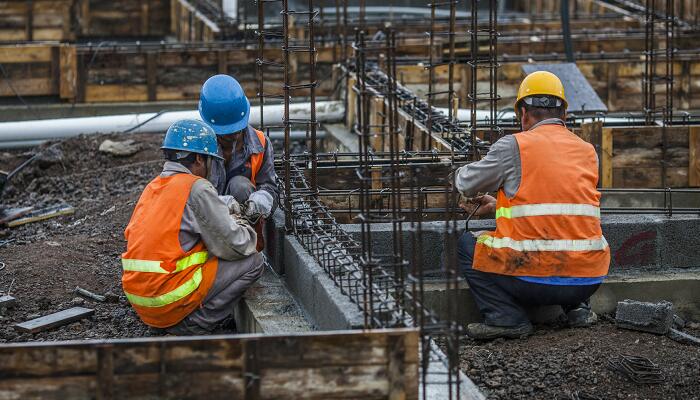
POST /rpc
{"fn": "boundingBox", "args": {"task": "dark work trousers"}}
[458,232,600,327]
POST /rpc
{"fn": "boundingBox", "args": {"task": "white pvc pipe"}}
[0,101,344,144]
[437,107,631,125]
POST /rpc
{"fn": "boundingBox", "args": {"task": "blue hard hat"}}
[161,119,223,160]
[199,74,250,135]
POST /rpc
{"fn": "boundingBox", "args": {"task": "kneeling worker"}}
[121,119,263,335]
[454,71,610,340]
[199,74,278,248]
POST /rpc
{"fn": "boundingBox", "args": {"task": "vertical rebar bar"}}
[309,0,318,191]
[282,0,292,230]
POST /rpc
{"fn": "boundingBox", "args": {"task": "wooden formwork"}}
[395,57,700,113]
[0,328,419,400]
[0,0,73,42]
[0,43,75,99]
[581,123,700,188]
[170,0,219,43]
[512,0,622,15]
[76,0,171,38]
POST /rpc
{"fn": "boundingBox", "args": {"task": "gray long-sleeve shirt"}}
[161,162,258,260]
[210,125,279,212]
[455,119,567,197]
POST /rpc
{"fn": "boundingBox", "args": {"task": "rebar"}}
[468,0,501,155]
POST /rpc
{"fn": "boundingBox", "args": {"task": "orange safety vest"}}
[246,129,267,186]
[121,173,219,328]
[473,123,610,278]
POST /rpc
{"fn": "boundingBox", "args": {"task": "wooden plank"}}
[601,127,613,188]
[146,52,157,101]
[85,84,148,102]
[0,77,54,97]
[0,45,53,63]
[0,329,418,399]
[259,365,390,399]
[217,49,227,74]
[690,126,700,187]
[25,0,33,41]
[14,307,95,333]
[80,0,90,35]
[7,205,75,227]
[140,0,149,35]
[59,44,77,100]
[0,295,17,309]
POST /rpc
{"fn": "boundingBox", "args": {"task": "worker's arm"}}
[249,138,279,216]
[454,135,520,197]
[187,179,258,260]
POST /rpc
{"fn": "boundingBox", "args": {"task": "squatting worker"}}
[121,119,263,335]
[199,74,278,251]
[454,71,610,340]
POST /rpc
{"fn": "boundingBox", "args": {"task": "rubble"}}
[98,139,141,157]
[614,299,674,335]
[667,328,700,346]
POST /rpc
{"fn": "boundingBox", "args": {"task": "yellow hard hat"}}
[514,71,568,112]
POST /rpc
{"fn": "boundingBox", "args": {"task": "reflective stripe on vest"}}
[477,235,609,252]
[495,203,601,219]
[125,268,203,308]
[121,251,208,274]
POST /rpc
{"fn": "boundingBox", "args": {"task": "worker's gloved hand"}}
[244,190,274,222]
[220,195,242,215]
[459,194,497,217]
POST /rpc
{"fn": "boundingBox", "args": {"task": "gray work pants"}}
[168,251,264,334]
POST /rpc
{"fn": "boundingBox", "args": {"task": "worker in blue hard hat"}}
[121,119,264,335]
[199,74,278,251]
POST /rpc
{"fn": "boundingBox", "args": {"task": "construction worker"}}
[454,71,610,340]
[121,119,263,335]
[199,74,278,248]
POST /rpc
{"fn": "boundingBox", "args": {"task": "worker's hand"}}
[220,195,242,215]
[245,191,273,220]
[459,194,497,216]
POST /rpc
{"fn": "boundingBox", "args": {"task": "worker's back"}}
[473,123,610,278]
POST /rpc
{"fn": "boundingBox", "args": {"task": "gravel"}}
[461,319,700,399]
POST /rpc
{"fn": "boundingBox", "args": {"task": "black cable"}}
[121,110,170,133]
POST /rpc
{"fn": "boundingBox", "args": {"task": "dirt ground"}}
[461,318,700,400]
[0,133,165,342]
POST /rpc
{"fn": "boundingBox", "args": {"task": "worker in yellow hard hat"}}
[452,71,610,340]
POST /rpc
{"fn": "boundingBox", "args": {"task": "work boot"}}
[165,319,211,336]
[566,307,598,328]
[466,322,533,340]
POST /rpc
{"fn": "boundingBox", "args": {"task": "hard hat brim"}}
[160,145,225,160]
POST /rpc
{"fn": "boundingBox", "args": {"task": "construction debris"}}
[14,307,95,333]
[7,204,75,228]
[615,299,674,335]
[0,207,33,225]
[0,295,16,310]
[74,286,106,302]
[667,328,700,347]
[98,139,141,157]
[607,354,665,384]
